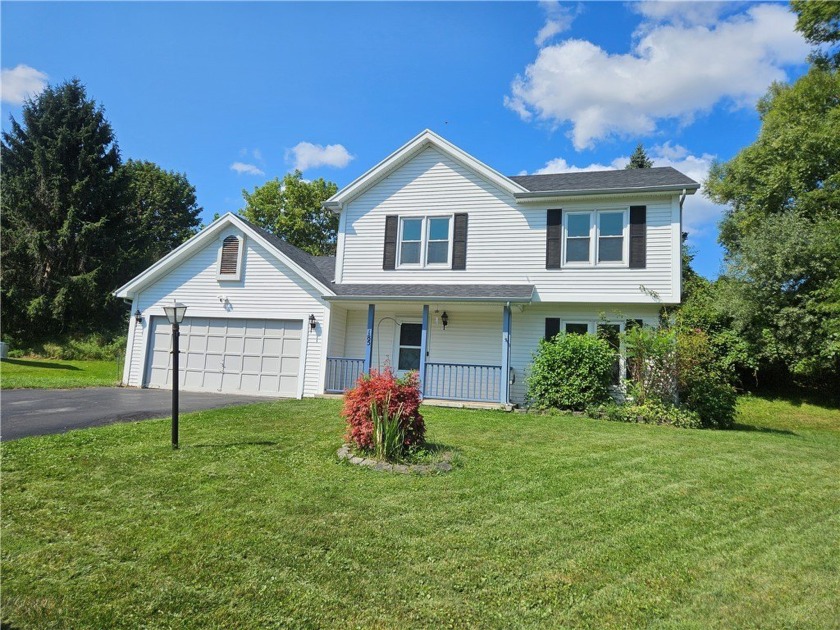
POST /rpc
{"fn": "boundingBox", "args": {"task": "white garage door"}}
[145,317,302,396]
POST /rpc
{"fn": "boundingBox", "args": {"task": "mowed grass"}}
[2,396,838,629]
[0,358,121,389]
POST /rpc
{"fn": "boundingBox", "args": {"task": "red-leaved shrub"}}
[342,368,425,450]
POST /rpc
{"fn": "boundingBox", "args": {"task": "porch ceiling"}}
[323,284,534,302]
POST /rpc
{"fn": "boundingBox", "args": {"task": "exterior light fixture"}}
[163,302,187,449]
[309,314,317,330]
[134,309,143,324]
[441,311,449,330]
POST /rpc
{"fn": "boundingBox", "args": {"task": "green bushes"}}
[5,333,126,361]
[530,320,737,429]
[615,324,737,429]
[527,332,616,410]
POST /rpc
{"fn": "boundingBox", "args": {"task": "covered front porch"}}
[323,297,522,405]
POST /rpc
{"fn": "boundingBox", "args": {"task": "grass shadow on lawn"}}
[188,440,280,449]
[0,358,81,371]
[730,423,798,436]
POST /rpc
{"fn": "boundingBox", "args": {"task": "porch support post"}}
[364,303,375,374]
[419,304,429,397]
[501,303,512,405]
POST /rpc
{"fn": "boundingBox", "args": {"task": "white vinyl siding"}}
[122,230,327,397]
[336,146,680,304]
[336,305,502,373]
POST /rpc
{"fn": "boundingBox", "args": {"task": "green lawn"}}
[2,396,838,628]
[0,358,121,389]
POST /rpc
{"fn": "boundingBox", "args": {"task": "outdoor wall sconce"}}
[309,314,317,330]
[134,309,143,324]
[441,311,449,330]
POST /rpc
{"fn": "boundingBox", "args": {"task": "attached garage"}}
[145,317,303,397]
[115,213,335,399]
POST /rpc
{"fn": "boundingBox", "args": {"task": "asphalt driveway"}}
[1,387,272,441]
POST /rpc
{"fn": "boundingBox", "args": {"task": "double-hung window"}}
[398,216,452,268]
[563,209,628,267]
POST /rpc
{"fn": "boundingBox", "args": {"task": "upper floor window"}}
[563,209,628,267]
[218,234,244,280]
[398,216,451,268]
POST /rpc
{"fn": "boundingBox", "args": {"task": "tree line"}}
[1,80,338,347]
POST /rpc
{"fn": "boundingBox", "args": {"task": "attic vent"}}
[219,236,241,278]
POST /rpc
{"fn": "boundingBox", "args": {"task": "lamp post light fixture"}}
[163,302,188,449]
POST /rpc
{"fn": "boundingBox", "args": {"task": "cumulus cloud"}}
[287,142,354,171]
[530,143,722,237]
[535,1,577,46]
[506,3,808,149]
[631,1,734,27]
[1,64,48,105]
[230,162,265,176]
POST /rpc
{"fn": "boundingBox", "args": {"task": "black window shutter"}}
[452,213,468,270]
[545,318,560,341]
[383,215,398,270]
[546,209,562,269]
[629,206,646,269]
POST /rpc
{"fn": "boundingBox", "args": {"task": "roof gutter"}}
[322,201,343,214]
[514,183,700,201]
[679,188,688,211]
[322,294,534,303]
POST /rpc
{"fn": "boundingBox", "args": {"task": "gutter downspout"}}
[679,188,687,211]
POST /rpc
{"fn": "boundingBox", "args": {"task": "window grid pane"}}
[567,214,590,237]
[598,237,623,262]
[565,323,589,335]
[427,241,449,264]
[599,212,623,236]
[566,238,590,262]
[400,242,420,265]
[402,219,422,241]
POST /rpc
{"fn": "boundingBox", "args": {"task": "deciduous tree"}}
[239,171,338,256]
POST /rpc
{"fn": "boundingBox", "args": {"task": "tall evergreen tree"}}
[1,80,130,339]
[625,144,654,169]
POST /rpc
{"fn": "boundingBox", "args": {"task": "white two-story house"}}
[115,130,699,406]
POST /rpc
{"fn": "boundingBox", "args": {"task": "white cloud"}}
[287,142,354,171]
[530,144,723,237]
[230,162,265,176]
[535,1,577,46]
[506,3,808,150]
[631,1,733,27]
[1,64,48,105]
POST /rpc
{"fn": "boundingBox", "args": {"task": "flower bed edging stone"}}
[337,444,454,474]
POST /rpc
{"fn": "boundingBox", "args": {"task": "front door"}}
[396,322,422,376]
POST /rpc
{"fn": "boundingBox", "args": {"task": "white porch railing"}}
[325,357,365,393]
[424,362,501,403]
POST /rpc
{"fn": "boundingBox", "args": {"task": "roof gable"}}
[114,213,335,298]
[324,129,527,210]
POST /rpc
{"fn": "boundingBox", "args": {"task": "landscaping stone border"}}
[337,444,454,474]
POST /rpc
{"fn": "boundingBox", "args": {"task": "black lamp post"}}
[163,302,188,449]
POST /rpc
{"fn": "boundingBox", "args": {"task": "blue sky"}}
[1,1,810,278]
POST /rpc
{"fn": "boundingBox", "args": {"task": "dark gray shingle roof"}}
[327,284,534,301]
[237,216,336,286]
[510,166,699,194]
